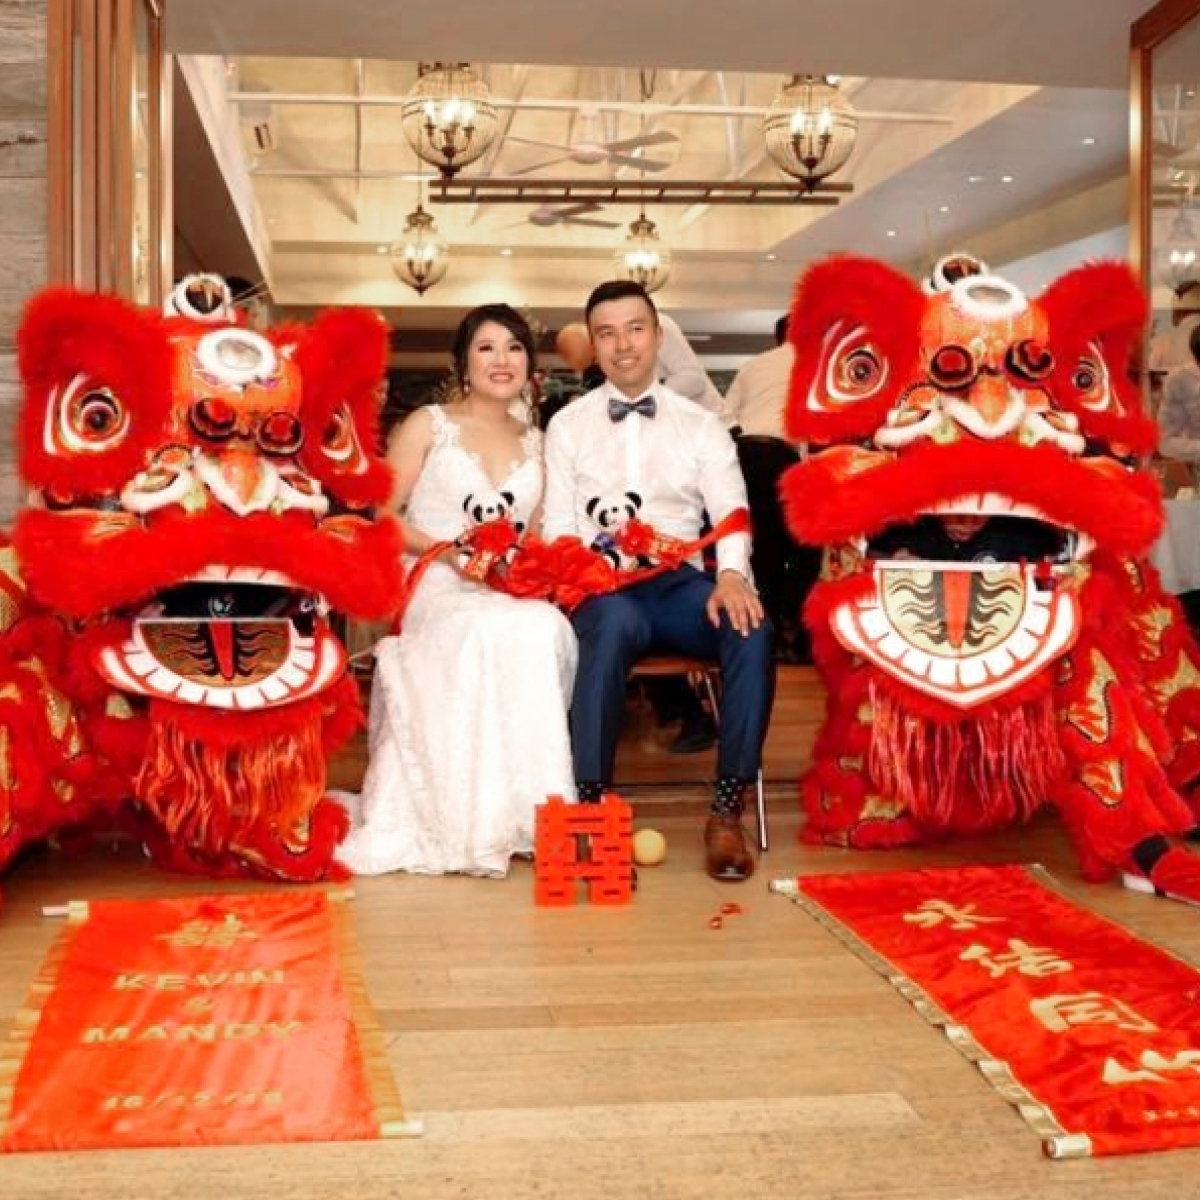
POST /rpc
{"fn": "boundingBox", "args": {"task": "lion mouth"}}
[832,493,1085,709]
[861,493,1094,568]
[145,578,321,632]
[93,565,345,710]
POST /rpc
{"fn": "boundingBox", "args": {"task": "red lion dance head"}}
[783,254,1200,903]
[7,275,402,883]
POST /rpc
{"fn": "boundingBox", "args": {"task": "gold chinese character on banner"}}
[903,899,1005,931]
[1103,1049,1200,1086]
[1030,992,1158,1034]
[155,914,259,949]
[960,938,1073,978]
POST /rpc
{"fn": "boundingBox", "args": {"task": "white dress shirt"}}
[542,381,753,579]
[656,312,731,424]
[724,342,795,438]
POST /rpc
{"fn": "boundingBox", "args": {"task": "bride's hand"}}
[441,540,471,575]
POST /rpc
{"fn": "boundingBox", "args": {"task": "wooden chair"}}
[627,655,770,851]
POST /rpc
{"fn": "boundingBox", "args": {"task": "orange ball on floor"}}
[632,828,667,867]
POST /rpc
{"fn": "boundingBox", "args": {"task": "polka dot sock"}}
[711,776,747,819]
[576,781,604,804]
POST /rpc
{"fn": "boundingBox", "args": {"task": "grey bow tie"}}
[608,394,657,422]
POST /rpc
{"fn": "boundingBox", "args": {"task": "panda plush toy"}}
[456,489,524,570]
[586,491,651,570]
[463,489,520,529]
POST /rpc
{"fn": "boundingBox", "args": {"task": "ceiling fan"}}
[506,107,679,176]
[519,202,622,229]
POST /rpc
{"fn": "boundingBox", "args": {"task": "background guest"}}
[724,315,795,439]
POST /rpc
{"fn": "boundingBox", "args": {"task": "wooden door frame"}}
[47,0,170,301]
[1130,0,1200,284]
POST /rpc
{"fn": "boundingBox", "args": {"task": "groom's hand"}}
[706,570,764,636]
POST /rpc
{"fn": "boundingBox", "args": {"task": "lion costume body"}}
[782,254,1200,903]
[0,276,402,899]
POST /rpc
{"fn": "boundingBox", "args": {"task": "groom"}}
[542,280,776,881]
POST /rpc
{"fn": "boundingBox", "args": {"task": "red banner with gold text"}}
[774,865,1200,1157]
[0,891,415,1151]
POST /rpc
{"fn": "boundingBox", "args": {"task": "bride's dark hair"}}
[451,304,537,389]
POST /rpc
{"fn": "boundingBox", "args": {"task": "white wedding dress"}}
[336,406,578,877]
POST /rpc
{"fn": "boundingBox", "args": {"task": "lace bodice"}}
[406,405,543,543]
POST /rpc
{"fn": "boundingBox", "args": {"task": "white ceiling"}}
[163,0,1158,342]
[167,0,1150,88]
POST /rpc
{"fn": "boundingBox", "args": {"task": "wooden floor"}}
[3,668,1200,1197]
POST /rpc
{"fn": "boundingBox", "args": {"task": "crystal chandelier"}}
[1157,204,1200,291]
[390,201,450,295]
[762,75,858,192]
[614,211,672,294]
[401,63,497,178]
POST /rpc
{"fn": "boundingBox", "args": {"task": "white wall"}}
[994,226,1129,295]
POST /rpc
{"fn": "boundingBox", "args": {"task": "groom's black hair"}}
[584,280,659,328]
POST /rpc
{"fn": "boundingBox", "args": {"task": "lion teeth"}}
[982,646,1015,678]
[958,658,988,687]
[123,649,158,679]
[1024,604,1051,635]
[260,676,290,703]
[188,565,297,588]
[925,493,1049,521]
[1009,630,1039,661]
[145,667,181,696]
[860,607,890,640]
[277,663,307,689]
[929,658,957,687]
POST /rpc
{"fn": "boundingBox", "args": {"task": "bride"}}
[337,304,578,877]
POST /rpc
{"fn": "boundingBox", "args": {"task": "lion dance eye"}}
[77,391,121,437]
[842,350,881,390]
[928,344,978,391]
[1006,338,1055,383]
[825,328,888,401]
[811,323,892,413]
[1065,347,1116,414]
[51,375,130,453]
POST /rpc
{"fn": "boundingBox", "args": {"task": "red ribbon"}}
[392,508,752,628]
[616,509,750,572]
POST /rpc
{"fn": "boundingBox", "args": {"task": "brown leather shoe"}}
[704,815,755,882]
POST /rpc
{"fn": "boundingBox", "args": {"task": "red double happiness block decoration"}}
[534,794,633,906]
[774,864,1200,1157]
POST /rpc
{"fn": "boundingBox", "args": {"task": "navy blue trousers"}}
[569,565,776,785]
